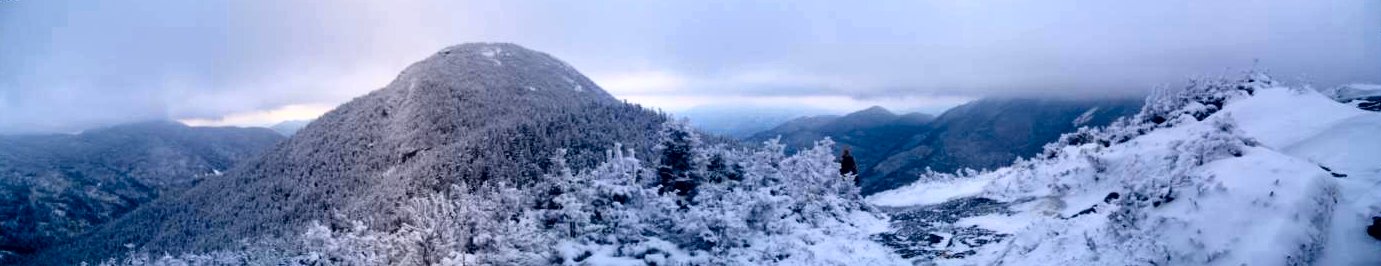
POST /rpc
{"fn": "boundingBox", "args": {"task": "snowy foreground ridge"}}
[871,74,1381,265]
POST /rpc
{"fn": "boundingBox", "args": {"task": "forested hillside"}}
[0,121,283,261]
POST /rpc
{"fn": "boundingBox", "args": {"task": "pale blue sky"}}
[1,0,1377,133]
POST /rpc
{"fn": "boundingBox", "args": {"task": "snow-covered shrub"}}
[288,181,556,265]
[97,120,900,266]
[547,126,900,265]
[1036,72,1273,161]
[1142,73,1271,125]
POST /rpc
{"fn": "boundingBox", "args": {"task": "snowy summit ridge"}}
[870,73,1381,265]
[411,43,614,100]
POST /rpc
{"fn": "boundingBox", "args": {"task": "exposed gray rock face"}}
[28,43,669,265]
[0,121,283,258]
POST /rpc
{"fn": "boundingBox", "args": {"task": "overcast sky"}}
[1,0,1377,133]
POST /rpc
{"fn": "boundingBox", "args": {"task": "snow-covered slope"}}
[871,74,1381,265]
[1234,86,1381,265]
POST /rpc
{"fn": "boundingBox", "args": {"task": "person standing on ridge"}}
[839,148,859,187]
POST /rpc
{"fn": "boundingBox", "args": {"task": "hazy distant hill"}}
[29,43,671,264]
[748,106,934,183]
[269,119,313,136]
[0,121,283,258]
[675,104,834,138]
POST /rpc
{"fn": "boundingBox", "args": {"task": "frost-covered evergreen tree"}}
[654,119,706,199]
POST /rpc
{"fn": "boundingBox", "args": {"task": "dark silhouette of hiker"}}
[840,148,859,186]
[1368,216,1381,241]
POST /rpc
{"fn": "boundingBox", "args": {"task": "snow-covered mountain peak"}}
[25,44,669,265]
[396,43,615,102]
[849,106,897,119]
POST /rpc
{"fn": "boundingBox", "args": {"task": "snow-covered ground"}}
[872,76,1381,265]
[868,174,995,207]
[1231,87,1381,265]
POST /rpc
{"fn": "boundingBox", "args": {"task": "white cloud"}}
[593,70,689,95]
[616,94,971,115]
[179,104,333,127]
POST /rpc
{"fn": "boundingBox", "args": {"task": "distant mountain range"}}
[0,121,282,259]
[748,98,1142,195]
[269,119,314,136]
